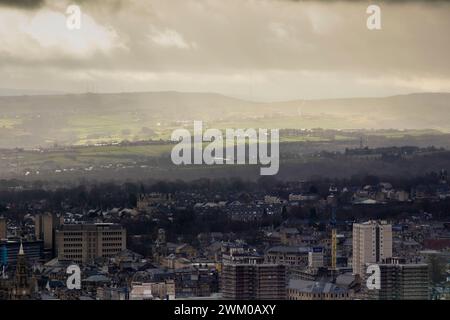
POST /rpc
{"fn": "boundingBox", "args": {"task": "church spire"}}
[19,240,24,256]
[13,239,32,299]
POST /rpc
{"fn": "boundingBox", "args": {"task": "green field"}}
[15,144,174,169]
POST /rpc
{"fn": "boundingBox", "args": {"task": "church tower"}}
[12,242,33,300]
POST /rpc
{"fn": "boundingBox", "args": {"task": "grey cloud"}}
[0,0,44,9]
[281,0,450,2]
[0,0,449,100]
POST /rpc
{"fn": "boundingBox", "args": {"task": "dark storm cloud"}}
[0,0,124,10]
[0,0,45,9]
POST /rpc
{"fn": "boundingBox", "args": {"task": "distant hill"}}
[0,88,64,96]
[0,91,448,148]
[275,93,450,130]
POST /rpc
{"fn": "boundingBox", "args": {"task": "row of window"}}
[102,232,123,236]
[64,254,82,259]
[103,248,122,253]
[63,232,83,236]
[287,290,349,299]
[62,238,83,242]
[63,249,82,253]
[63,243,82,248]
[102,243,123,247]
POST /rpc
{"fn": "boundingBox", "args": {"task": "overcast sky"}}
[0,0,449,101]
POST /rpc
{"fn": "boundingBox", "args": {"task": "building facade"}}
[367,263,430,300]
[55,223,126,264]
[0,218,6,240]
[221,264,286,300]
[352,220,392,276]
[265,246,310,268]
[35,213,60,252]
[308,247,324,270]
[287,279,353,300]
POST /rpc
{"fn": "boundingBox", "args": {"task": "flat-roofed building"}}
[265,246,310,268]
[35,213,62,256]
[352,220,392,276]
[222,246,264,265]
[55,223,126,264]
[221,264,286,300]
[367,263,430,300]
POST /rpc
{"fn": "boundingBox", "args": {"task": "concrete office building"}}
[221,264,286,300]
[55,223,126,264]
[265,246,310,268]
[352,220,392,276]
[35,213,62,255]
[367,262,430,300]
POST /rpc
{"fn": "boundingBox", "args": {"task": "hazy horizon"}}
[0,87,449,104]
